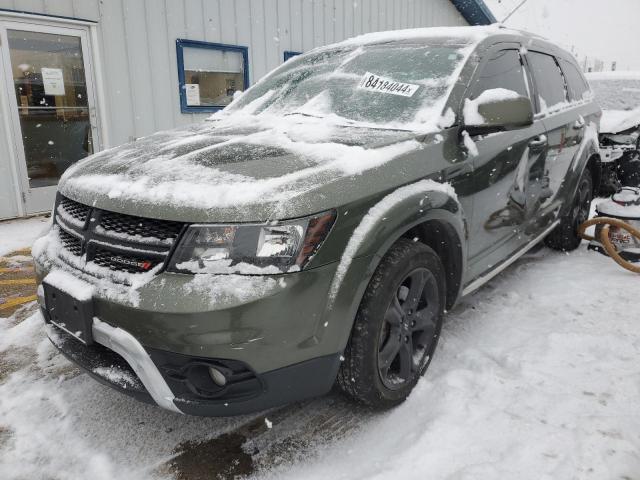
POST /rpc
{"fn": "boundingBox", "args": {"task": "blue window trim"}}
[176,38,249,114]
[283,50,302,62]
[449,0,496,25]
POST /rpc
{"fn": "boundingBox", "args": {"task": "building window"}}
[284,51,302,62]
[176,39,249,113]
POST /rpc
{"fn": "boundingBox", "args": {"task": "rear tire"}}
[545,167,593,251]
[337,238,445,408]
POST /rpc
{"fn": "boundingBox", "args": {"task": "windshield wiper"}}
[283,111,325,119]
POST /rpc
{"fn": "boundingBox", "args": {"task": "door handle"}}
[443,162,473,181]
[528,135,548,152]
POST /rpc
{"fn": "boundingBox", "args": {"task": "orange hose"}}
[578,217,640,274]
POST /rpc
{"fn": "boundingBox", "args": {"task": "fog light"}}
[208,366,227,386]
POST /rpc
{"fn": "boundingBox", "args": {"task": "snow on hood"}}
[599,108,640,134]
[59,115,423,220]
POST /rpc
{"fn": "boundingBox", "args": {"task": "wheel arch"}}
[361,202,467,314]
[401,219,464,310]
[322,186,468,356]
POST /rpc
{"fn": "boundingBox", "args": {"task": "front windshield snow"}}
[227,43,468,127]
[590,78,640,110]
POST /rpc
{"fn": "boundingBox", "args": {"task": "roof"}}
[333,25,541,50]
[450,0,497,26]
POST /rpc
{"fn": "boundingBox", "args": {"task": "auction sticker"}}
[357,72,420,97]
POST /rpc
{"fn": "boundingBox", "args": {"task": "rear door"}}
[524,51,578,228]
[462,46,548,281]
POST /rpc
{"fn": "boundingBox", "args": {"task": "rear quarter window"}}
[560,59,591,101]
[527,51,568,111]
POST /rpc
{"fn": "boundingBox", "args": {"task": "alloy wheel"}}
[377,267,440,389]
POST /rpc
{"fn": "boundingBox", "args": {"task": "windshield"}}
[226,43,468,127]
[589,78,640,110]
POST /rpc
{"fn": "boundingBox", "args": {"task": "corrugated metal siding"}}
[0,0,467,151]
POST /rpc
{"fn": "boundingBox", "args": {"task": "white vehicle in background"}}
[587,71,640,192]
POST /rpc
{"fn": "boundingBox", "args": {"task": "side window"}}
[527,52,568,110]
[560,59,590,101]
[471,49,530,100]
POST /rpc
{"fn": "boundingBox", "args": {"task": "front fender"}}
[314,179,466,354]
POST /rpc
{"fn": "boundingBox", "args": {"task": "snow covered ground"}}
[0,216,50,257]
[1,218,639,480]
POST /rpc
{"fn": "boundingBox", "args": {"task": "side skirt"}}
[461,220,560,297]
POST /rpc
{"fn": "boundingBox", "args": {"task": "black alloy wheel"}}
[377,267,440,389]
[338,238,445,408]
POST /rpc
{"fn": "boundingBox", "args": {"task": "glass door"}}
[0,21,99,214]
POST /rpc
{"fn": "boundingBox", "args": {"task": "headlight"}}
[168,210,336,274]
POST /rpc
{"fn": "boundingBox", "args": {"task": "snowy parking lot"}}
[0,216,638,480]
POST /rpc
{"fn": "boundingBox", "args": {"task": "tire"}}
[544,167,593,251]
[337,238,446,408]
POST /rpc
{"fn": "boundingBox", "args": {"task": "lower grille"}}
[47,323,151,402]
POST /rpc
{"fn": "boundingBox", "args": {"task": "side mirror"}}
[463,89,534,132]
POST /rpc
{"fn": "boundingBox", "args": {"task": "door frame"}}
[0,12,104,217]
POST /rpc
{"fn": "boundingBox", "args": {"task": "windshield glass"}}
[589,78,640,110]
[226,43,468,127]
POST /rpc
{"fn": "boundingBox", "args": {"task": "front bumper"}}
[43,311,341,416]
[34,247,374,415]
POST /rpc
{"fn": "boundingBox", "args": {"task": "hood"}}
[600,108,640,134]
[59,115,431,222]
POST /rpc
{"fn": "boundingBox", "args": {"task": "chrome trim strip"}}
[462,221,560,297]
[91,318,183,414]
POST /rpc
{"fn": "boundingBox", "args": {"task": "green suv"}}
[33,26,601,415]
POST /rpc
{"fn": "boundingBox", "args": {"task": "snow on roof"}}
[332,24,509,48]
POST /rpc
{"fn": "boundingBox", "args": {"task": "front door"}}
[462,46,547,281]
[0,21,99,214]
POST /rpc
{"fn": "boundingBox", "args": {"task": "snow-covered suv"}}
[33,26,601,415]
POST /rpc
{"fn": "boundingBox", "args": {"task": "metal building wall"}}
[0,0,467,148]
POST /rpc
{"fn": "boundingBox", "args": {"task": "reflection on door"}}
[7,29,93,189]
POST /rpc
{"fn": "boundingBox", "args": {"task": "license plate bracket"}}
[43,283,94,345]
